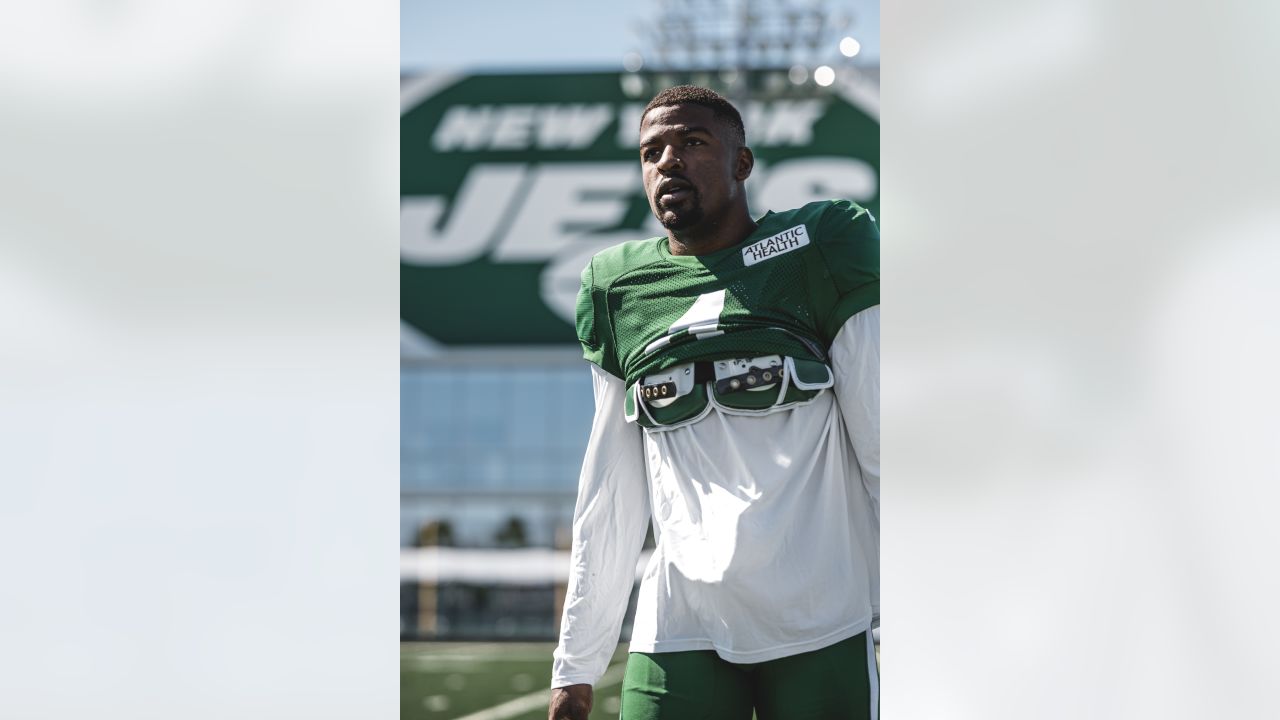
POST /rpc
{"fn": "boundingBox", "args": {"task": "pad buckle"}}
[639,364,696,407]
[712,356,785,394]
[640,381,677,401]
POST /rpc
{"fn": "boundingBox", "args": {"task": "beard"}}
[654,189,704,230]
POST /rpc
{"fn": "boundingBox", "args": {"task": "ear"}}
[735,146,755,181]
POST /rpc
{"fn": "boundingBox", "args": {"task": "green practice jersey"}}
[576,199,879,389]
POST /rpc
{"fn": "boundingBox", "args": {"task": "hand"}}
[548,684,593,720]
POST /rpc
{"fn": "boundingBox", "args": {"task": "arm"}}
[550,365,651,692]
[831,305,880,625]
[548,685,592,720]
[831,305,880,518]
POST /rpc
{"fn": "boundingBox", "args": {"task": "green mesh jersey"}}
[576,199,879,385]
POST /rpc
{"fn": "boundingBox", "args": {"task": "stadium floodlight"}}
[814,65,835,86]
[624,52,645,72]
[627,0,856,99]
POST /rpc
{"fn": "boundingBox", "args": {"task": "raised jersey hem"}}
[626,612,872,664]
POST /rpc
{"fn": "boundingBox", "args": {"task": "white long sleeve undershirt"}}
[551,306,880,688]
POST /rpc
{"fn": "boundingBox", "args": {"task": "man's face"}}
[639,103,747,232]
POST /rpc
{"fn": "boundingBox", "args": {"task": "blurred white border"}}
[884,0,1280,716]
[0,3,399,718]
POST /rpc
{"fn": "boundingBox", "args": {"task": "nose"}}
[655,145,683,172]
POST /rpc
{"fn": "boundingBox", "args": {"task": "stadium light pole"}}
[623,0,864,102]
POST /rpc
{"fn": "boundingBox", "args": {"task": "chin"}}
[658,206,704,231]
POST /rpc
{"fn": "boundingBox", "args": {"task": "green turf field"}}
[401,642,629,720]
[402,640,879,719]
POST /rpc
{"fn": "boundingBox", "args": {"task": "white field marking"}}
[401,642,558,665]
[403,642,553,653]
[450,660,628,720]
[406,652,552,666]
[405,657,488,673]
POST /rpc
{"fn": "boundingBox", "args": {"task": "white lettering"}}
[756,158,878,212]
[483,103,535,149]
[759,100,826,146]
[491,163,638,261]
[743,101,828,147]
[622,101,825,149]
[433,104,617,151]
[431,105,496,151]
[616,103,646,148]
[742,103,768,144]
[742,225,810,266]
[400,164,527,265]
[433,101,829,151]
[535,104,613,149]
[491,104,537,150]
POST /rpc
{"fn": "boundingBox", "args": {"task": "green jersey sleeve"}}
[575,258,623,378]
[815,199,880,341]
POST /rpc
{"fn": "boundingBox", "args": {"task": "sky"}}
[401,0,879,72]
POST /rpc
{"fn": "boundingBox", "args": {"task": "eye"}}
[642,148,659,162]
[685,137,705,146]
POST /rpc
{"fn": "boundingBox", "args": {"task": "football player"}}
[549,85,879,720]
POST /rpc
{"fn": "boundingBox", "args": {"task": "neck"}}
[667,206,757,257]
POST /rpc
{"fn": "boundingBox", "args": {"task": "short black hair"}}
[641,85,746,146]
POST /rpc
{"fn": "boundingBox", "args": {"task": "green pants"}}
[620,631,879,720]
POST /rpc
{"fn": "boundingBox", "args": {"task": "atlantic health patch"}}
[741,224,809,266]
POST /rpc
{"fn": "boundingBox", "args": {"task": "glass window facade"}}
[401,358,595,548]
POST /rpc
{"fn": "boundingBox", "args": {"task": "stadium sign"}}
[401,71,879,348]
